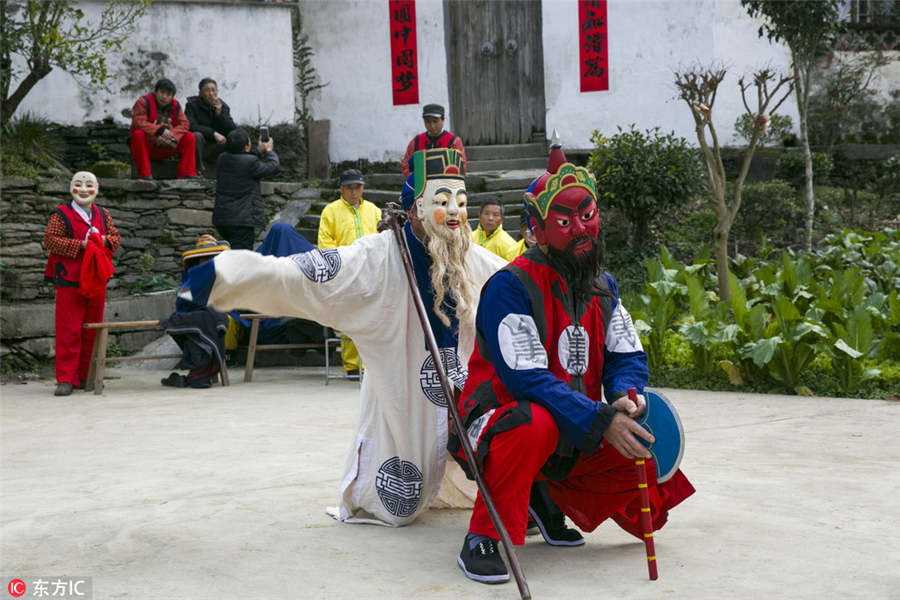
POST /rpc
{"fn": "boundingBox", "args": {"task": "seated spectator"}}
[317,169,380,376]
[471,198,517,261]
[129,78,197,180]
[213,128,280,250]
[160,235,231,389]
[401,103,466,178]
[186,77,237,177]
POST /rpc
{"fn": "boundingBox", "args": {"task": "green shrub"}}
[731,180,802,250]
[589,125,704,249]
[775,151,834,188]
[733,112,794,147]
[1,112,65,177]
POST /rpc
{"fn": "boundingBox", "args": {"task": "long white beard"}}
[422,217,475,328]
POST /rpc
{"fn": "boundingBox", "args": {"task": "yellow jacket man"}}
[471,199,518,261]
[317,169,380,373]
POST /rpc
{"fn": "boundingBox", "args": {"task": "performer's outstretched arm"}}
[178,232,392,338]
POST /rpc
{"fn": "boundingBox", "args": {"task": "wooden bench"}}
[239,314,326,383]
[84,320,229,394]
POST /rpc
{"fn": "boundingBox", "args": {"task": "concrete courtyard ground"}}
[1,366,898,599]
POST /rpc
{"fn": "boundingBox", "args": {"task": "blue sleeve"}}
[178,258,217,307]
[476,271,613,452]
[600,272,650,402]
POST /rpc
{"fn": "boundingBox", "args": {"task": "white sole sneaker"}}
[528,506,586,547]
[457,555,510,584]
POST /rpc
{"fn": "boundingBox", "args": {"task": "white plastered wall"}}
[298,0,449,163]
[13,1,296,127]
[541,0,800,149]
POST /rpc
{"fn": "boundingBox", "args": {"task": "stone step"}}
[358,188,527,208]
[466,142,547,161]
[468,156,548,172]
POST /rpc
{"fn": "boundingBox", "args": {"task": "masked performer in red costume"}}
[44,171,120,396]
[451,140,695,584]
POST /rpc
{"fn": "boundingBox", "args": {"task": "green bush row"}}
[630,229,900,398]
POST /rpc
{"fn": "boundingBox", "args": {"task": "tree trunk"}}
[794,61,815,253]
[1,69,50,127]
[713,219,731,301]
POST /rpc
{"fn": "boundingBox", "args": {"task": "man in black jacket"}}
[213,128,280,250]
[186,78,237,176]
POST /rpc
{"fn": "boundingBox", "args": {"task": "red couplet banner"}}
[389,0,419,105]
[579,0,609,92]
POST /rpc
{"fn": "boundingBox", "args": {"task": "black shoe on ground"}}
[161,372,187,388]
[527,505,585,547]
[528,481,585,547]
[139,176,153,181]
[54,382,73,396]
[457,535,509,584]
[75,381,85,390]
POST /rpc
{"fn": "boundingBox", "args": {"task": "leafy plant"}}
[0,112,66,175]
[734,112,794,147]
[775,151,834,187]
[1,0,149,125]
[589,125,703,249]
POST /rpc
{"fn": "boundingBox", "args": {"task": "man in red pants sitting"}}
[451,142,694,584]
[129,78,197,180]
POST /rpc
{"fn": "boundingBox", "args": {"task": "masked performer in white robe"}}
[179,148,505,525]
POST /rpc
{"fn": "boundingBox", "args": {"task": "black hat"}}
[339,168,365,185]
[422,104,445,118]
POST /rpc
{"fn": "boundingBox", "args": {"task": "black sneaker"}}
[161,372,187,388]
[54,382,73,396]
[457,536,510,584]
[529,482,585,547]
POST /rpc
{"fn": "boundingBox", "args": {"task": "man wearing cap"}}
[317,169,380,375]
[178,148,506,527]
[450,143,695,584]
[401,103,466,178]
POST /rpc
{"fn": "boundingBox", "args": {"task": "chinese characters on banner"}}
[579,0,609,92]
[389,0,419,105]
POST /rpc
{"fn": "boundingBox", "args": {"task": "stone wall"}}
[0,176,321,303]
[0,176,323,368]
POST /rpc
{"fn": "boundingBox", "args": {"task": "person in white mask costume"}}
[43,171,120,396]
[178,148,506,525]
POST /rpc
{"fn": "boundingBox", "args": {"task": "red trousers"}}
[130,130,196,178]
[54,286,106,385]
[468,402,695,545]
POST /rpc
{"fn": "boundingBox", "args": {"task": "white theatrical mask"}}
[70,171,99,208]
[416,178,468,232]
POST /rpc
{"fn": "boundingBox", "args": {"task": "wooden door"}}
[446,0,546,145]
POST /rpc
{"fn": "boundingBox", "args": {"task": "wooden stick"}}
[629,387,658,580]
[385,204,531,599]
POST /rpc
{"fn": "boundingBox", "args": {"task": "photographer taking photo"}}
[213,128,279,250]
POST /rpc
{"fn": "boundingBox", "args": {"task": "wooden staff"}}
[629,387,659,580]
[384,204,532,599]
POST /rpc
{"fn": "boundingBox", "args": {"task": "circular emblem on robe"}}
[375,457,423,518]
[291,248,341,283]
[557,324,590,376]
[419,348,467,407]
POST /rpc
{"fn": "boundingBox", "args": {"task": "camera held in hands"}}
[259,126,269,143]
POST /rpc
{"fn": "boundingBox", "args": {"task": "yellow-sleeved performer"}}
[317,169,381,375]
[471,199,518,261]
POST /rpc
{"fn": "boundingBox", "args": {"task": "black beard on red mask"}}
[546,235,607,299]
